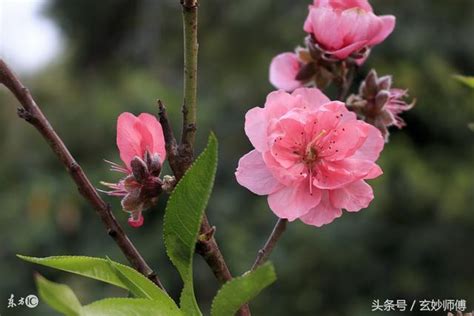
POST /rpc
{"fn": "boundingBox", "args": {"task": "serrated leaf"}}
[211,263,277,316]
[82,298,182,316]
[35,274,82,316]
[163,133,218,316]
[453,75,474,89]
[18,255,175,308]
[105,257,164,301]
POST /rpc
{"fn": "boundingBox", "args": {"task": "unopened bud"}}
[377,75,392,91]
[375,91,390,110]
[146,153,162,176]
[362,69,378,98]
[131,156,148,183]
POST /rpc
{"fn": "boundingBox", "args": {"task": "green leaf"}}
[105,257,163,300]
[163,133,218,316]
[82,298,182,316]
[453,75,474,88]
[211,263,277,316]
[18,255,175,308]
[35,274,82,316]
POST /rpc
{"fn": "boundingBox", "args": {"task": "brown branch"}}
[0,59,166,291]
[180,0,198,155]
[251,219,288,271]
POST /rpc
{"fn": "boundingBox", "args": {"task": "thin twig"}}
[180,0,198,155]
[251,219,288,270]
[338,62,356,101]
[0,59,166,291]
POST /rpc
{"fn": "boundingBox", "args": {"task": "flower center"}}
[302,129,326,194]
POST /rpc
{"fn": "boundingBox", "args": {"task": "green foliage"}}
[18,255,180,314]
[20,255,182,315]
[163,133,218,316]
[35,274,82,316]
[453,75,474,88]
[211,263,277,316]
[82,298,180,316]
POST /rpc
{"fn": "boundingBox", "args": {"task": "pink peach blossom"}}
[117,112,166,170]
[235,88,384,227]
[303,0,395,61]
[269,52,305,92]
[101,112,167,228]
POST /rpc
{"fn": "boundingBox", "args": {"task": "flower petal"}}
[268,181,321,221]
[137,113,166,162]
[368,15,395,46]
[329,180,374,212]
[235,150,283,195]
[244,107,268,152]
[269,52,304,91]
[300,191,342,227]
[117,112,143,169]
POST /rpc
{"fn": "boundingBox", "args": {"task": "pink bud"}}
[304,1,395,63]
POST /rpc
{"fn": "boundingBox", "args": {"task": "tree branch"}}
[0,59,166,291]
[180,0,198,156]
[177,2,250,314]
[251,219,288,270]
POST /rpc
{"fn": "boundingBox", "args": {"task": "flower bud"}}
[130,156,148,183]
[375,90,390,110]
[377,75,392,91]
[362,69,378,98]
[145,152,162,176]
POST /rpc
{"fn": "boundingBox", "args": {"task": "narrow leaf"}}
[35,274,82,316]
[18,255,175,307]
[163,133,218,316]
[211,263,277,316]
[82,298,182,316]
[453,75,474,89]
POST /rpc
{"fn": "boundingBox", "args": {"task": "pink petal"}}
[313,158,377,189]
[117,113,143,169]
[137,113,166,161]
[292,87,331,110]
[305,7,345,50]
[368,15,396,46]
[327,40,368,59]
[244,107,268,152]
[300,191,342,227]
[365,164,383,179]
[268,181,322,221]
[264,90,301,122]
[269,53,304,91]
[319,121,368,161]
[313,0,373,12]
[329,180,374,212]
[352,123,385,162]
[235,150,283,195]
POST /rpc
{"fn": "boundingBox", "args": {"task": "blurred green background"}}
[1,0,473,315]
